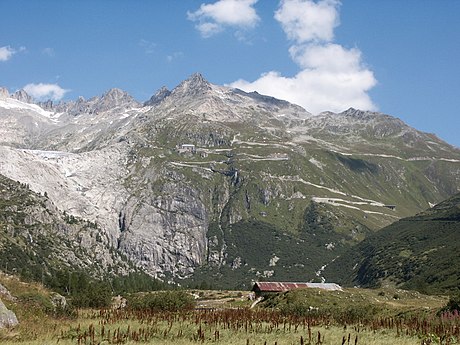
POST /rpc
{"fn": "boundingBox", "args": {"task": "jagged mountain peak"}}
[186,72,209,85]
[151,73,312,125]
[143,75,214,107]
[342,107,365,114]
[54,88,140,115]
[171,72,212,97]
[0,87,10,99]
[93,88,139,109]
[144,86,171,106]
[91,89,140,112]
[38,99,54,110]
[341,107,371,117]
[101,88,132,100]
[12,89,34,104]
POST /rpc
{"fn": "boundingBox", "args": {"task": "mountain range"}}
[0,73,459,289]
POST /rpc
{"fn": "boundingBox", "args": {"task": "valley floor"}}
[1,287,458,345]
[1,322,427,345]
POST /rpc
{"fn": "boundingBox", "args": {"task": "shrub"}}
[442,294,460,313]
[18,291,54,314]
[15,290,76,318]
[71,281,112,308]
[128,290,195,312]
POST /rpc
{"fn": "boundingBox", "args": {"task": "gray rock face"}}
[12,89,34,104]
[0,284,14,301]
[0,87,9,99]
[118,181,208,278]
[38,99,54,110]
[50,292,67,310]
[0,299,18,328]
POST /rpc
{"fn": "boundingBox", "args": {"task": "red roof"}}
[252,282,342,292]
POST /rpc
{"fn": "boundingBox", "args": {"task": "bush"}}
[71,281,112,308]
[128,291,195,312]
[18,292,54,314]
[442,294,460,313]
[53,301,78,318]
[17,291,76,318]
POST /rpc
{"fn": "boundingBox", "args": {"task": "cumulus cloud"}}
[230,0,377,114]
[0,46,16,61]
[23,83,69,101]
[188,0,260,38]
[275,0,340,43]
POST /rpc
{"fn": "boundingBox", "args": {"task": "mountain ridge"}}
[0,73,459,288]
[325,192,460,294]
[0,75,457,153]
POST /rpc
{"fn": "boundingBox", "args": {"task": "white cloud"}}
[0,46,16,61]
[289,43,362,72]
[232,60,376,114]
[23,83,69,101]
[0,46,26,61]
[188,0,260,38]
[230,0,377,114]
[194,22,223,38]
[274,0,339,43]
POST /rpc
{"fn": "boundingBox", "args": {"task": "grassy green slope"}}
[325,193,460,294]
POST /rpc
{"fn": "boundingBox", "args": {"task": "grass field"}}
[0,275,459,345]
[0,308,442,345]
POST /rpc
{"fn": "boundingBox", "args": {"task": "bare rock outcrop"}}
[0,299,18,328]
[118,182,208,278]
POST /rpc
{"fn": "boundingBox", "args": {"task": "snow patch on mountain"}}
[0,97,57,119]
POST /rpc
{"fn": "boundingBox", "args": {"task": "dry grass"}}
[2,306,458,345]
[0,312,427,345]
[0,279,457,345]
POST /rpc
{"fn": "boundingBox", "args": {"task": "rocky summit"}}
[0,73,459,288]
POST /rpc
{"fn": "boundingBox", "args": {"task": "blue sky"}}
[1,0,459,147]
